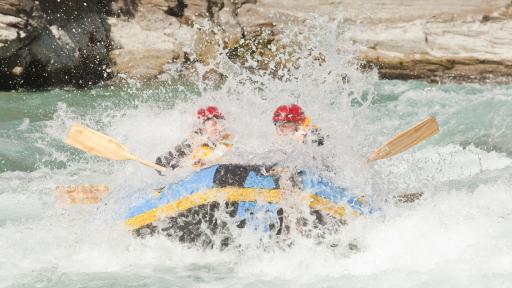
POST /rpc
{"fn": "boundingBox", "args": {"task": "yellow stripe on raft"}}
[307,194,346,219]
[125,187,350,230]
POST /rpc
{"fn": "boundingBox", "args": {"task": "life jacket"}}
[190,135,233,168]
[300,116,325,146]
[155,132,233,172]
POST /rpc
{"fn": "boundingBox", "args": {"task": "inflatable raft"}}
[125,164,370,247]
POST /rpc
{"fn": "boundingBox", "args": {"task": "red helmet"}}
[272,104,306,124]
[196,106,224,121]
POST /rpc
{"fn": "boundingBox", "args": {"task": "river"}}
[1,23,512,287]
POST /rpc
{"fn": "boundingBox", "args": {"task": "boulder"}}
[0,0,112,90]
[111,48,181,80]
[3,0,512,89]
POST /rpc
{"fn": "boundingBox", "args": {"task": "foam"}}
[1,17,512,288]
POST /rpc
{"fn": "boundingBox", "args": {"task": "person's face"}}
[203,118,224,140]
[275,122,299,136]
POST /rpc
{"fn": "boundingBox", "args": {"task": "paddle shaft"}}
[132,156,167,171]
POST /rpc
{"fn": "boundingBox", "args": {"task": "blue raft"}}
[125,164,370,246]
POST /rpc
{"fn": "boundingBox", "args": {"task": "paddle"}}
[59,117,439,204]
[66,123,166,172]
[56,184,109,204]
[367,116,439,162]
[57,123,165,204]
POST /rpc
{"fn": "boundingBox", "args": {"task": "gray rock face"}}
[2,0,512,90]
[106,0,250,82]
[233,0,512,83]
[107,0,512,84]
[0,0,112,90]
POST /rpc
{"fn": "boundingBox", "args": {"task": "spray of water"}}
[1,15,512,287]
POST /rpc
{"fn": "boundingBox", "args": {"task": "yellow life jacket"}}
[191,142,233,168]
[192,145,214,160]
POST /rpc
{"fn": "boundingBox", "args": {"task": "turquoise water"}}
[1,78,511,287]
[1,16,512,286]
[2,81,511,171]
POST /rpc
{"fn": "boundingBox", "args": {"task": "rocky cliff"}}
[0,0,112,90]
[1,0,512,90]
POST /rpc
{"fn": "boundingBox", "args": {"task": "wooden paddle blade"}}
[368,116,439,162]
[56,185,110,204]
[66,124,134,161]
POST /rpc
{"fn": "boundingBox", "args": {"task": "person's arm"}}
[154,140,193,174]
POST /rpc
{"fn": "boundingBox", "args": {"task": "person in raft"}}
[272,104,325,146]
[155,106,232,173]
[268,103,327,189]
[270,104,330,235]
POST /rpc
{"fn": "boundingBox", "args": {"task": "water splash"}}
[1,16,512,287]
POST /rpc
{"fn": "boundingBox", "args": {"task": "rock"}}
[3,0,512,89]
[11,65,23,75]
[108,5,191,81]
[165,0,186,18]
[201,67,227,85]
[0,14,24,46]
[361,50,512,83]
[109,16,179,50]
[350,12,512,82]
[499,3,512,18]
[0,0,33,17]
[241,0,512,83]
[0,0,112,90]
[107,0,245,80]
[219,7,240,37]
[237,3,276,33]
[111,48,181,80]
[194,30,221,64]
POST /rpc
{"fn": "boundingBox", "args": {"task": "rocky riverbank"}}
[1,0,512,90]
[0,0,112,90]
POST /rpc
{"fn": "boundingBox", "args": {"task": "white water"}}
[1,18,512,288]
